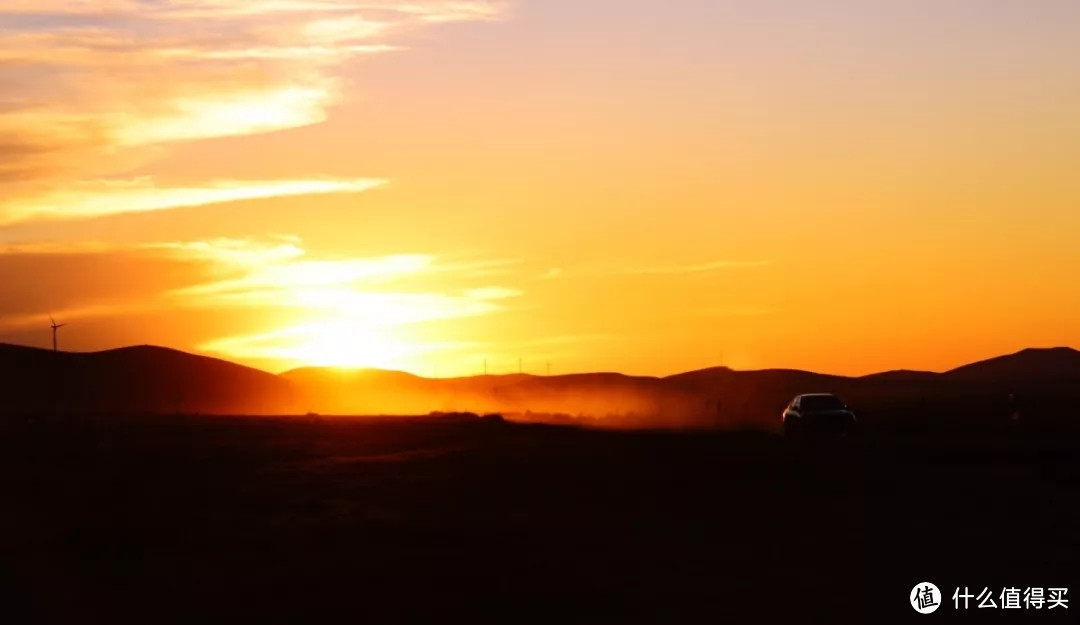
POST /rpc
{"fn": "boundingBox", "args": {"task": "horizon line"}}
[0,340,1075,381]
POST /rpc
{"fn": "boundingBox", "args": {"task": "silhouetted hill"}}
[281,348,1080,429]
[0,343,300,415]
[3,342,1078,429]
[858,369,938,382]
[663,366,735,384]
[945,347,1080,382]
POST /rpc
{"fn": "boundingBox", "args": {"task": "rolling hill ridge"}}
[2,343,1078,428]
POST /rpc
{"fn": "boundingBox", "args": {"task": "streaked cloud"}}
[174,254,435,301]
[171,246,521,325]
[106,238,521,322]
[109,86,339,146]
[0,0,511,221]
[165,235,524,367]
[0,235,520,319]
[0,234,524,369]
[148,236,307,266]
[0,1,510,20]
[0,177,385,226]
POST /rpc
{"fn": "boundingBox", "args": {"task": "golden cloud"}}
[0,1,511,221]
[0,177,386,225]
[0,234,523,370]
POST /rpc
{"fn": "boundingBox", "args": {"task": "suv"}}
[783,393,857,436]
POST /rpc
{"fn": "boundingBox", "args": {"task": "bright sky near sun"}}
[2,0,1079,377]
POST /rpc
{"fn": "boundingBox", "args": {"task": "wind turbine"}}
[49,315,66,352]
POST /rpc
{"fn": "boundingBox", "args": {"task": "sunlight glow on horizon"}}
[165,240,524,372]
[199,321,447,371]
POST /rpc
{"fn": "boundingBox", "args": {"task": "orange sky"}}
[1,1,1079,377]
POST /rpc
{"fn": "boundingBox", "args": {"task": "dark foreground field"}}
[3,414,1078,624]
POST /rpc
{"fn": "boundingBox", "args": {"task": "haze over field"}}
[2,1,1080,379]
[5,342,1078,430]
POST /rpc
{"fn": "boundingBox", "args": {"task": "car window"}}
[800,395,845,411]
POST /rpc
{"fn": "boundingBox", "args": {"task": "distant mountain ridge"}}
[0,343,300,416]
[2,343,1078,428]
[944,346,1080,381]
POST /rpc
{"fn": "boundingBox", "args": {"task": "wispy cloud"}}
[0,235,522,333]
[0,1,511,221]
[148,236,307,266]
[165,235,524,366]
[197,323,476,369]
[149,237,520,323]
[1,177,385,226]
[172,251,520,325]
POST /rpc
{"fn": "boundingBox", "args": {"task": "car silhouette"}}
[782,393,858,436]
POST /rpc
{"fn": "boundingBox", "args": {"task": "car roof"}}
[795,393,839,399]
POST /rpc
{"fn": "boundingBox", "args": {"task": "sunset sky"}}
[2,0,1079,377]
